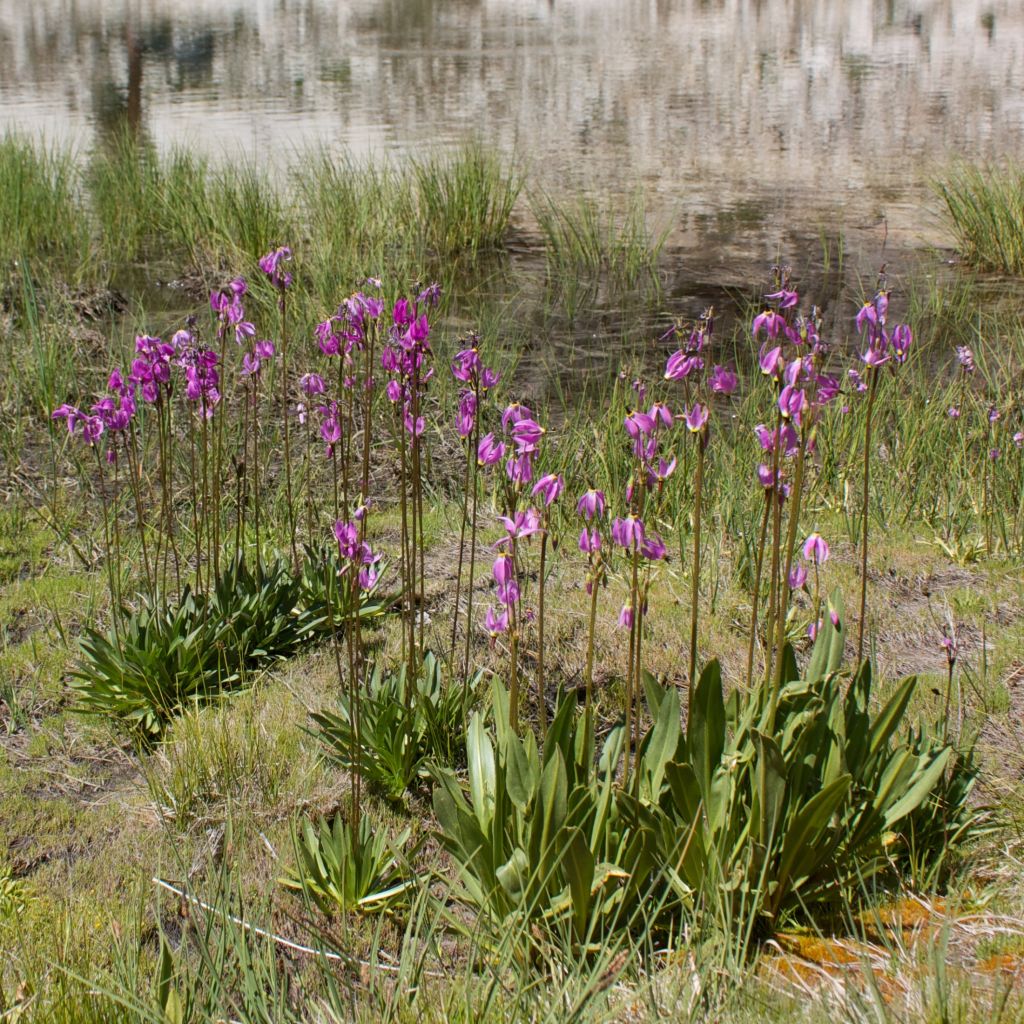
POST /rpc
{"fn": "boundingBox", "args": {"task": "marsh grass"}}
[87,130,162,271]
[413,144,522,259]
[0,134,90,282]
[937,163,1024,275]
[533,189,666,313]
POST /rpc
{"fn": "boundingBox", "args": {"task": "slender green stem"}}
[745,491,771,690]
[125,422,153,597]
[584,560,601,721]
[536,530,549,738]
[280,296,298,572]
[687,432,705,707]
[463,417,481,681]
[762,410,784,686]
[857,370,879,664]
[93,448,119,642]
[770,426,807,714]
[451,440,472,656]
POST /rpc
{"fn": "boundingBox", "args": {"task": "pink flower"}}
[577,489,606,521]
[478,433,505,467]
[611,515,645,550]
[758,344,784,379]
[788,565,808,590]
[778,384,805,422]
[618,603,634,630]
[511,418,545,449]
[579,528,601,554]
[685,403,709,433]
[484,606,508,638]
[855,301,878,334]
[709,365,737,394]
[892,324,912,363]
[300,373,326,396]
[497,508,542,545]
[624,410,656,439]
[765,288,799,310]
[531,473,564,507]
[640,532,667,561]
[456,391,477,438]
[648,401,674,429]
[753,310,783,340]
[803,533,830,565]
[493,552,515,587]
[258,246,293,290]
[501,402,533,431]
[664,351,703,381]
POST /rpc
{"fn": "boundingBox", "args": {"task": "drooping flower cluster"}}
[856,287,913,371]
[258,246,293,292]
[210,278,255,346]
[451,335,500,440]
[175,330,222,413]
[333,517,382,592]
[381,286,441,437]
[130,334,176,405]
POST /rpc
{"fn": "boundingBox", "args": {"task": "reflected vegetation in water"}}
[1,0,1022,280]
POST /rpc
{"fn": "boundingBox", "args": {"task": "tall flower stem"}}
[857,368,879,664]
[451,440,472,656]
[397,405,413,684]
[983,417,993,556]
[769,427,807,718]
[359,322,376,525]
[164,397,181,598]
[211,329,228,582]
[344,566,361,827]
[536,529,549,737]
[279,295,298,572]
[412,377,426,659]
[745,491,771,689]
[111,451,124,607]
[632,579,647,781]
[187,406,202,592]
[623,545,640,789]
[462,424,481,683]
[322,548,357,826]
[507,540,521,733]
[93,449,119,642]
[251,381,262,575]
[687,430,706,707]
[304,405,315,545]
[125,421,153,597]
[762,411,785,687]
[584,564,601,722]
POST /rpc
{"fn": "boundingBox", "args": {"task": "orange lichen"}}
[977,954,1024,976]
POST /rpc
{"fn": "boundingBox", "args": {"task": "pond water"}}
[2,0,1023,313]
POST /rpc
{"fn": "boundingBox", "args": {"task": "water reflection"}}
[0,0,1022,271]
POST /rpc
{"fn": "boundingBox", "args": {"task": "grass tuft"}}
[937,163,1024,275]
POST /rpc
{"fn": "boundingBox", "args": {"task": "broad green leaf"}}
[467,714,497,834]
[752,731,786,849]
[505,732,536,813]
[563,826,595,935]
[688,660,725,803]
[869,676,918,758]
[774,774,851,906]
[641,683,681,799]
[495,848,530,904]
[884,749,952,825]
